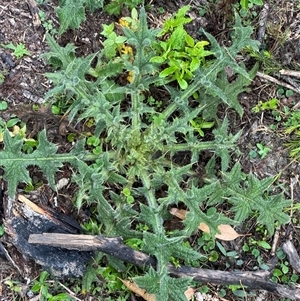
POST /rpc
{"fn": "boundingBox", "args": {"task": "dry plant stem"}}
[57,281,82,301]
[282,76,300,92]
[280,69,300,78]
[0,241,23,275]
[289,175,299,217]
[257,71,300,94]
[270,228,280,256]
[29,233,300,300]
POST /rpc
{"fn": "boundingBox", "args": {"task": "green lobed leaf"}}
[56,0,86,35]
[135,268,192,301]
[206,163,292,235]
[85,0,104,11]
[0,129,87,198]
[42,34,76,69]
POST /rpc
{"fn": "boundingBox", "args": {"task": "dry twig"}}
[257,71,300,94]
[29,233,300,300]
[280,70,300,78]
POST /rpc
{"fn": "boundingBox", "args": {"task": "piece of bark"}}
[29,233,300,300]
[29,233,157,268]
[3,195,92,278]
[282,240,300,273]
[5,217,93,278]
[257,3,269,44]
[18,194,81,233]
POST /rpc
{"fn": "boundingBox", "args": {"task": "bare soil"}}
[1,0,300,300]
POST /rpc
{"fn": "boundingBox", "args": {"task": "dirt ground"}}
[1,0,300,300]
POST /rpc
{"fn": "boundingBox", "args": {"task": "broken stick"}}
[29,233,300,300]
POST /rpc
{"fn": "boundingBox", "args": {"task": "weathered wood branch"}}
[282,240,300,273]
[29,233,300,300]
[257,3,269,44]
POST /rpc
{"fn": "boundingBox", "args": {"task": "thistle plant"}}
[55,0,104,35]
[0,7,291,300]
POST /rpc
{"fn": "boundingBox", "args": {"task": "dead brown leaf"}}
[170,208,249,241]
[121,279,194,301]
[184,286,196,300]
[121,279,156,301]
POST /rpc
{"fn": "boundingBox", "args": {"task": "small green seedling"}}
[228,284,247,298]
[122,187,134,204]
[0,71,7,84]
[252,98,278,113]
[147,96,163,110]
[250,143,271,159]
[277,87,295,98]
[51,105,61,115]
[157,7,165,14]
[271,248,298,284]
[197,233,219,262]
[245,47,279,73]
[242,239,270,271]
[4,280,23,294]
[101,23,127,59]
[39,10,58,35]
[190,118,214,137]
[256,143,271,158]
[170,256,181,268]
[119,8,140,31]
[31,271,73,301]
[1,42,30,59]
[97,266,124,294]
[125,237,143,250]
[104,0,144,15]
[0,118,38,153]
[82,219,103,235]
[87,135,102,155]
[284,111,300,133]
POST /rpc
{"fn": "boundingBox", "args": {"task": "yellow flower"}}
[127,70,135,83]
[118,18,129,28]
[121,44,133,56]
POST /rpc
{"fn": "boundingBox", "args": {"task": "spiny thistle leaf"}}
[56,0,104,35]
[0,129,86,198]
[204,162,291,235]
[187,14,260,118]
[212,118,242,171]
[227,172,291,235]
[42,34,76,69]
[56,0,85,35]
[85,0,104,11]
[135,268,192,301]
[229,11,260,56]
[123,8,159,49]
